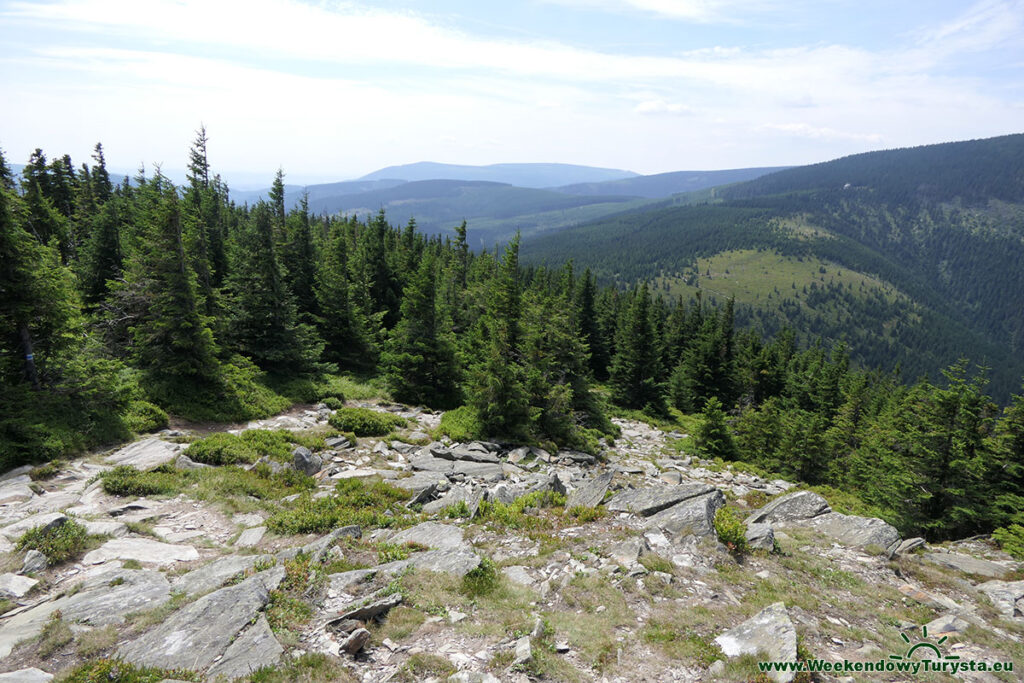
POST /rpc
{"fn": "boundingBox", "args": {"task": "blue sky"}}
[1,0,1021,185]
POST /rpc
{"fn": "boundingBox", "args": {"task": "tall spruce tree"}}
[608,282,666,413]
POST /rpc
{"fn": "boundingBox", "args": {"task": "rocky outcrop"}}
[388,521,465,550]
[82,537,200,566]
[206,615,284,680]
[805,511,900,550]
[645,490,725,538]
[978,579,1024,619]
[607,483,716,517]
[714,602,797,683]
[745,491,830,525]
[924,551,1013,580]
[565,471,613,509]
[105,438,181,470]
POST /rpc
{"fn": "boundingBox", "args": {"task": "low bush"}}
[328,407,406,436]
[101,465,180,497]
[713,506,749,555]
[994,524,1024,560]
[123,400,169,434]
[322,396,344,410]
[461,557,499,597]
[17,519,91,565]
[433,405,481,442]
[60,658,199,683]
[267,478,413,535]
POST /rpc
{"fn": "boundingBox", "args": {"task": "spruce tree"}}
[316,218,378,370]
[695,396,738,460]
[381,252,460,408]
[608,282,666,413]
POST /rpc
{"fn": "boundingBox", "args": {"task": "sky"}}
[1,0,1022,186]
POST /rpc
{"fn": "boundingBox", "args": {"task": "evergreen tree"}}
[695,397,738,460]
[608,282,666,413]
[281,194,318,319]
[468,234,531,438]
[315,218,376,370]
[224,203,321,373]
[381,252,460,408]
[90,143,113,204]
[78,197,123,306]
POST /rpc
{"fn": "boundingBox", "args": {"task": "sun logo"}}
[889,625,961,663]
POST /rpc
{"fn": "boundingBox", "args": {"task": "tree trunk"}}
[18,324,40,390]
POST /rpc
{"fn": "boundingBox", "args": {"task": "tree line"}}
[2,131,1024,546]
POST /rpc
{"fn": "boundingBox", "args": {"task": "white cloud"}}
[634,99,694,115]
[541,0,777,22]
[756,123,883,143]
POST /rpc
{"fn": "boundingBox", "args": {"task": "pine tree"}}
[695,396,738,460]
[382,252,460,408]
[224,203,321,373]
[468,235,531,438]
[281,194,318,319]
[608,282,666,413]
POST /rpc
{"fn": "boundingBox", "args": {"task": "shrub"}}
[123,400,169,434]
[713,506,749,555]
[434,405,481,442]
[60,658,199,683]
[328,407,406,436]
[994,524,1024,560]
[29,460,62,481]
[17,519,91,565]
[183,433,257,465]
[101,465,180,497]
[461,557,499,597]
[267,478,412,535]
[322,396,344,410]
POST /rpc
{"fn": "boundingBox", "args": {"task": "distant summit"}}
[357,161,638,188]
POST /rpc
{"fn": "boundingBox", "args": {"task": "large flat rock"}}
[106,438,181,470]
[0,512,67,541]
[745,491,830,526]
[565,471,613,509]
[205,614,283,680]
[0,568,172,658]
[82,538,199,566]
[171,554,272,597]
[645,490,725,538]
[923,552,1013,580]
[715,602,797,683]
[805,511,900,550]
[607,483,716,517]
[0,573,39,599]
[375,547,482,577]
[388,522,465,550]
[978,579,1024,620]
[118,566,285,671]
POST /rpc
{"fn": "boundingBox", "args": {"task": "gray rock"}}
[172,554,272,597]
[745,491,830,525]
[978,580,1024,619]
[507,447,530,464]
[925,613,970,635]
[0,482,34,505]
[714,602,797,683]
[448,672,501,683]
[745,523,776,552]
[565,471,614,509]
[342,627,371,654]
[376,547,482,577]
[388,522,465,550]
[82,538,199,566]
[645,490,726,539]
[410,453,455,473]
[548,473,568,496]
[898,584,964,612]
[393,472,443,505]
[118,566,285,670]
[206,615,283,680]
[407,431,430,443]
[422,486,483,517]
[106,438,180,470]
[707,660,725,676]
[607,483,716,517]
[558,450,596,465]
[923,552,1013,580]
[235,526,266,548]
[466,441,500,453]
[0,573,39,599]
[325,436,351,449]
[292,446,323,476]
[607,537,649,567]
[485,483,520,506]
[0,568,173,658]
[0,669,54,683]
[502,566,536,586]
[432,447,500,464]
[336,593,403,622]
[21,550,48,573]
[301,525,362,562]
[452,461,503,478]
[514,635,532,665]
[173,454,210,470]
[328,569,377,593]
[805,511,900,550]
[890,537,927,557]
[82,520,128,537]
[659,471,683,485]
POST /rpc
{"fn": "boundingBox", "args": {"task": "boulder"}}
[341,627,371,654]
[645,490,726,539]
[502,566,536,586]
[388,522,465,550]
[889,537,927,558]
[105,438,180,470]
[0,669,54,683]
[82,538,199,566]
[565,471,614,509]
[172,554,273,597]
[410,453,454,474]
[81,520,128,537]
[325,436,351,449]
[607,483,716,517]
[422,486,484,517]
[21,550,48,574]
[0,573,38,599]
[292,447,323,476]
[607,537,649,567]
[431,447,500,464]
[375,547,482,577]
[118,566,285,671]
[392,472,445,505]
[334,593,403,623]
[514,636,532,665]
[173,454,210,471]
[745,523,776,552]
[805,512,900,550]
[745,491,830,526]
[301,525,362,562]
[924,614,970,636]
[0,512,68,540]
[205,615,283,680]
[923,552,1013,580]
[235,526,266,548]
[978,580,1024,620]
[0,481,34,505]
[451,461,503,478]
[714,602,797,683]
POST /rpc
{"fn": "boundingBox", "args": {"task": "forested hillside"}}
[3,131,1024,550]
[522,134,1024,401]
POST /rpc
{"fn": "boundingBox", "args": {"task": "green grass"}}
[328,407,406,436]
[433,405,481,442]
[17,519,93,565]
[59,658,200,683]
[267,478,414,535]
[246,653,356,683]
[37,611,74,657]
[184,429,327,466]
[29,460,63,480]
[476,490,568,531]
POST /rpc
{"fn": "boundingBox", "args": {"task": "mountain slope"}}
[553,166,790,198]
[522,134,1024,400]
[358,161,637,187]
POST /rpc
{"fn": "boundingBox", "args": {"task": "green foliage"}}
[328,407,406,436]
[322,396,344,410]
[267,478,412,535]
[695,397,738,460]
[29,460,62,480]
[713,506,749,555]
[60,659,199,683]
[101,463,314,504]
[461,557,499,597]
[123,400,169,434]
[184,428,322,466]
[993,525,1024,561]
[434,405,482,442]
[17,518,91,565]
[608,283,666,414]
[101,465,180,497]
[246,653,354,683]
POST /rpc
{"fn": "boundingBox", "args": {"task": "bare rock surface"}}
[388,521,465,550]
[745,490,831,525]
[714,602,797,683]
[82,537,200,566]
[607,482,716,517]
[205,614,283,680]
[105,438,181,470]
